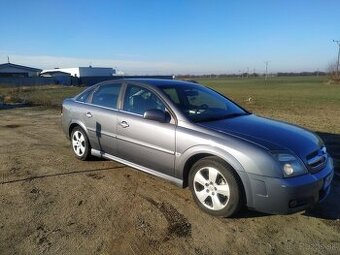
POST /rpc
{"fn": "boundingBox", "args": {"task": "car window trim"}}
[74,100,120,113]
[120,82,178,125]
[119,109,144,118]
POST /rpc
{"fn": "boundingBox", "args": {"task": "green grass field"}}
[0,85,83,107]
[196,76,340,171]
[0,76,339,133]
[196,76,340,134]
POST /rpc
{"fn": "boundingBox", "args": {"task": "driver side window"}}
[123,85,166,115]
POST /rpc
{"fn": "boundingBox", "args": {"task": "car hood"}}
[198,114,322,160]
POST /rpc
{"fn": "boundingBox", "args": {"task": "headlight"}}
[273,153,308,178]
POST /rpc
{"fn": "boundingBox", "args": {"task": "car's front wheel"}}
[71,126,91,161]
[189,156,243,217]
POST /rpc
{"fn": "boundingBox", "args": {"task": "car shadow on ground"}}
[304,181,340,220]
[0,103,29,110]
[0,165,125,185]
[303,132,340,220]
[235,182,340,220]
[234,131,340,220]
[317,132,340,179]
[233,209,270,219]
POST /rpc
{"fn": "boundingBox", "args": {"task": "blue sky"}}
[0,0,339,74]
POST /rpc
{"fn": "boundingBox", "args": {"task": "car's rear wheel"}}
[71,126,91,160]
[189,156,243,217]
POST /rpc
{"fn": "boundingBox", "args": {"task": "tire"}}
[70,126,91,161]
[189,156,243,217]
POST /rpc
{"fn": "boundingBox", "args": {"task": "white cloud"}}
[0,53,220,75]
[0,52,327,74]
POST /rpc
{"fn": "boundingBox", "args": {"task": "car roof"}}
[123,78,199,88]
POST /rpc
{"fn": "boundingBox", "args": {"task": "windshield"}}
[159,83,248,122]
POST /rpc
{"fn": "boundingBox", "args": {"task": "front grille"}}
[306,147,327,173]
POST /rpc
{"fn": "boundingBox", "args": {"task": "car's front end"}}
[246,147,334,214]
[198,114,334,214]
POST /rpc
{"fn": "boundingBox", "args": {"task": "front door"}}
[116,84,176,176]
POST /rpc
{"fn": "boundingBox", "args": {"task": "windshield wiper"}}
[223,112,250,119]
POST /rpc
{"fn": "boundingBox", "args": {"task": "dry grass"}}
[0,85,83,107]
[196,76,340,134]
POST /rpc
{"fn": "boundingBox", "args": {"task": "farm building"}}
[0,63,42,77]
[40,66,124,78]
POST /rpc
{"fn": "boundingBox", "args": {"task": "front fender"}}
[175,145,254,207]
[176,145,245,176]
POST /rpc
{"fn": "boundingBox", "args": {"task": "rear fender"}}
[69,120,89,139]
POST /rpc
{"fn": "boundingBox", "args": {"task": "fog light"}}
[283,163,294,176]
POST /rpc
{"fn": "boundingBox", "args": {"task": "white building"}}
[40,66,124,77]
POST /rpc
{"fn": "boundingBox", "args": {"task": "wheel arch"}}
[68,120,89,139]
[178,147,252,207]
[182,153,213,187]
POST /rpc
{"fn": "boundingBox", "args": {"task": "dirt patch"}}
[143,196,192,238]
[0,107,339,254]
[3,124,20,128]
[86,173,105,180]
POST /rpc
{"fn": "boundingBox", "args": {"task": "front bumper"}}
[247,157,334,214]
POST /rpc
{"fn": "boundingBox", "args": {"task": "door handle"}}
[120,121,129,128]
[86,112,92,118]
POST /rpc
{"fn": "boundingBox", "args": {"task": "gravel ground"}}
[0,107,339,255]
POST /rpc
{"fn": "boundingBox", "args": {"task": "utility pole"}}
[7,56,10,63]
[333,40,340,78]
[264,61,269,81]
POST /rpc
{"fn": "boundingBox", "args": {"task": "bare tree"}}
[328,61,340,81]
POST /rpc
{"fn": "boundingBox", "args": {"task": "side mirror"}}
[144,109,170,123]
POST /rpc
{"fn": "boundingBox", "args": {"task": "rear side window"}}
[76,87,94,103]
[91,83,122,109]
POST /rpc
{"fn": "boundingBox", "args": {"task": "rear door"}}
[116,84,176,176]
[82,82,122,156]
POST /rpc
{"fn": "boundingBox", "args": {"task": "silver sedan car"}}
[61,79,334,217]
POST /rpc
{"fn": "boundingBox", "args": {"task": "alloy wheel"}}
[193,167,230,211]
[72,130,86,157]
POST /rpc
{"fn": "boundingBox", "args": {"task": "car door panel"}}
[116,111,176,176]
[81,82,122,156]
[83,105,118,155]
[116,84,176,176]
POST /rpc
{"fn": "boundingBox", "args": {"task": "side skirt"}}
[91,149,183,187]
